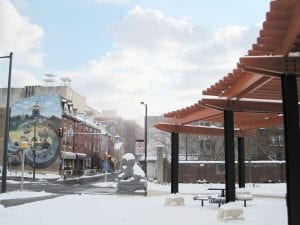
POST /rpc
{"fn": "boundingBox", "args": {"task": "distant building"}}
[102,109,117,117]
[0,85,101,117]
[114,135,124,170]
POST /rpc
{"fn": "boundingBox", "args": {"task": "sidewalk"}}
[0,194,61,208]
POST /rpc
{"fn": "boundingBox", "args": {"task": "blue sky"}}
[0,0,270,124]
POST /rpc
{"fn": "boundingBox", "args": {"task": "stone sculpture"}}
[117,153,147,194]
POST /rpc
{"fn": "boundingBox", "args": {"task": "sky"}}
[0,0,271,125]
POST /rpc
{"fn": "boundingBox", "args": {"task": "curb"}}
[0,194,62,208]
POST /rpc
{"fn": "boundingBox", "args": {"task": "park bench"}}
[209,196,226,207]
[193,195,209,206]
[236,192,253,207]
[193,195,226,207]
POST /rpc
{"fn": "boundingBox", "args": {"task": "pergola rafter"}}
[154,123,255,137]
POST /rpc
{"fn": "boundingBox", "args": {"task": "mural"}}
[9,95,62,169]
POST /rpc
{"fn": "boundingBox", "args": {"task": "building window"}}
[205,139,211,149]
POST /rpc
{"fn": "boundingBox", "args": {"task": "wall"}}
[177,161,286,183]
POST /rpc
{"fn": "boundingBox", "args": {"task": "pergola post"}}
[224,109,235,202]
[171,132,179,194]
[281,74,300,225]
[238,137,245,188]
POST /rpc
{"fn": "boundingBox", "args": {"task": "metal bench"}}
[236,193,253,207]
[193,195,209,206]
[209,196,226,207]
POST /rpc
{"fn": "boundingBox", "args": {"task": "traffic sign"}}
[68,129,73,137]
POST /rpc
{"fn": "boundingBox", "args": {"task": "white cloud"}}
[92,0,129,4]
[214,25,260,56]
[0,68,41,90]
[62,6,260,123]
[12,69,42,87]
[114,6,196,49]
[0,0,44,68]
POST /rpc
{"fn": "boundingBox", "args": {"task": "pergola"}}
[155,1,300,224]
[157,99,284,134]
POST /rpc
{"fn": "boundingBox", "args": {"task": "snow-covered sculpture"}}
[117,153,147,194]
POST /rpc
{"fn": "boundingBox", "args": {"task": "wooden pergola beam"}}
[234,76,274,99]
[274,3,300,55]
[164,107,222,125]
[202,98,283,113]
[236,115,283,130]
[154,123,255,137]
[221,72,262,98]
[239,56,300,75]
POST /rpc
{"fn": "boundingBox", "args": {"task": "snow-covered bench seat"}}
[193,195,209,206]
[236,191,253,207]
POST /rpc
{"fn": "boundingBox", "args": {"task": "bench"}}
[236,194,253,207]
[209,196,226,207]
[193,195,209,206]
[193,195,226,207]
[236,191,253,207]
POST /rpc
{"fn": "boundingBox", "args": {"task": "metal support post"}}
[224,109,235,202]
[171,132,179,194]
[281,74,300,225]
[238,137,245,188]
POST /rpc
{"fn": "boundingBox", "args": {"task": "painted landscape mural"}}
[8,95,62,169]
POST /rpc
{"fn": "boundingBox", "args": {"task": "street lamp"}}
[1,52,13,193]
[140,101,147,178]
[32,103,40,181]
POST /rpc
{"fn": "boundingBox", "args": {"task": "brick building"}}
[0,85,115,175]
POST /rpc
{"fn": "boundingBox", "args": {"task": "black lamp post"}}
[1,52,13,193]
[32,103,40,181]
[140,101,147,178]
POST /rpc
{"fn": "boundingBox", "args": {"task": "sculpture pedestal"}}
[117,179,147,194]
[164,194,185,206]
[218,202,244,222]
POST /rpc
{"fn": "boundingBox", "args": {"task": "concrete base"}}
[164,194,185,206]
[218,202,244,222]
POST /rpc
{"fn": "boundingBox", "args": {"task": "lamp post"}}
[20,141,28,191]
[140,101,147,178]
[32,103,40,181]
[1,52,13,193]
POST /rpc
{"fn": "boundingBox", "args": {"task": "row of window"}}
[62,118,106,152]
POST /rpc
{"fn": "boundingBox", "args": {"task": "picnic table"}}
[207,187,226,197]
[193,195,226,207]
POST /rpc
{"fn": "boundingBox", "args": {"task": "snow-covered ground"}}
[0,179,287,225]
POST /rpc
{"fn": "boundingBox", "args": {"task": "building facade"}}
[0,85,116,175]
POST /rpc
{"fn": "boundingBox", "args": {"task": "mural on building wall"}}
[8,95,62,169]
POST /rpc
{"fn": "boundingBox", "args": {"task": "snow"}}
[0,190,53,200]
[7,171,61,180]
[133,163,145,177]
[0,180,287,225]
[91,182,117,188]
[220,202,243,210]
[123,152,136,160]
